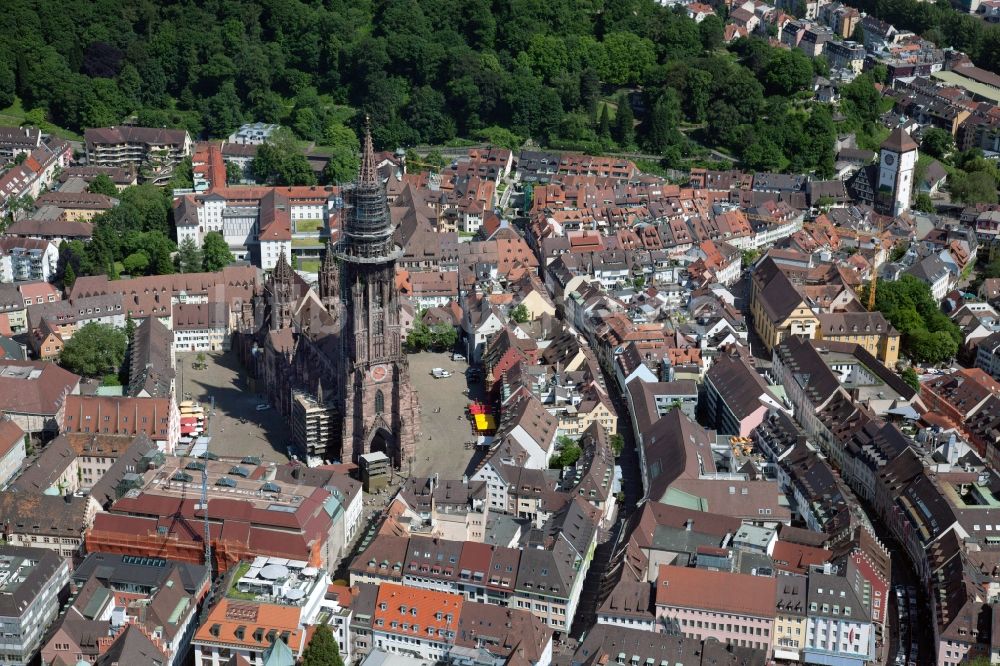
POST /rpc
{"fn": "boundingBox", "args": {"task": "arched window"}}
[375,390,385,414]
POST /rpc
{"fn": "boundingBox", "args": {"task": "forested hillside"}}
[2,0,860,172]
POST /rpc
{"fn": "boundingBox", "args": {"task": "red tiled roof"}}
[655,564,777,618]
[374,583,464,636]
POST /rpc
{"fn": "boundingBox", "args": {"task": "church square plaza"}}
[176,349,484,478]
[177,350,292,463]
[406,351,488,480]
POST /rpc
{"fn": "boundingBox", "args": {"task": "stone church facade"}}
[237,126,419,468]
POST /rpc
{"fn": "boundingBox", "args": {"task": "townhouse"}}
[654,565,777,658]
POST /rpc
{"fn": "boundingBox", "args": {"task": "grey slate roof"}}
[0,545,66,618]
[72,552,209,596]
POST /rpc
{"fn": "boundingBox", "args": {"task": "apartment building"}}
[0,546,70,665]
[84,126,193,185]
[804,571,875,665]
[654,565,777,658]
[0,237,59,283]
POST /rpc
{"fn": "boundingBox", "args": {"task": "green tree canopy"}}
[225,161,243,185]
[921,128,954,160]
[252,129,317,186]
[301,623,344,666]
[913,192,935,213]
[202,232,234,272]
[864,275,961,364]
[950,169,998,204]
[510,304,530,323]
[550,436,582,468]
[59,323,128,378]
[87,174,118,197]
[177,238,203,274]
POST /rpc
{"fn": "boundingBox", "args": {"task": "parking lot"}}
[407,351,487,479]
[177,350,290,463]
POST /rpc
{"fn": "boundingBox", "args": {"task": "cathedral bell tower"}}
[334,120,420,468]
[268,253,295,330]
[318,236,340,315]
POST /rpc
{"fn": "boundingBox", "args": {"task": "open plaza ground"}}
[176,350,291,463]
[406,350,488,480]
[176,349,488,478]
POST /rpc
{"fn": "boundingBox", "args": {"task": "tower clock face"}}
[884,153,895,166]
[370,364,388,382]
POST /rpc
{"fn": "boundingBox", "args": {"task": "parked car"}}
[256,403,271,411]
[431,368,452,378]
[452,353,466,362]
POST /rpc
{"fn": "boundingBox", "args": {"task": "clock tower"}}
[335,122,420,468]
[876,128,918,216]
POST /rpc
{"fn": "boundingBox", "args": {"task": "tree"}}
[301,624,344,666]
[597,105,611,140]
[510,304,530,323]
[913,192,935,213]
[201,232,233,272]
[950,170,998,204]
[610,433,625,457]
[866,275,962,364]
[88,174,118,197]
[762,49,813,96]
[225,161,243,185]
[63,263,76,289]
[851,23,866,44]
[177,238,203,274]
[601,33,656,85]
[550,436,582,468]
[613,96,635,148]
[59,323,128,378]
[406,320,433,351]
[124,314,136,346]
[472,126,523,151]
[252,129,318,186]
[122,251,150,275]
[984,257,1000,279]
[644,90,683,155]
[700,15,725,51]
[902,367,920,391]
[430,323,458,350]
[921,128,954,160]
[323,146,360,184]
[741,136,784,171]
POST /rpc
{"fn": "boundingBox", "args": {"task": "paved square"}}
[406,351,487,480]
[176,350,291,462]
[177,350,489,477]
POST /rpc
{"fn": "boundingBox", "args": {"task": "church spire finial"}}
[359,115,378,186]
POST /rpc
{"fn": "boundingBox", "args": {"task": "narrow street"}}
[567,332,644,640]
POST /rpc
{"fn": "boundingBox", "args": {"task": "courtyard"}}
[406,350,488,480]
[176,350,291,463]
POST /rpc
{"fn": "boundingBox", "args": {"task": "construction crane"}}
[867,271,878,311]
[867,220,885,312]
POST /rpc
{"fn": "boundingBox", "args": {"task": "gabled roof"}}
[655,564,777,618]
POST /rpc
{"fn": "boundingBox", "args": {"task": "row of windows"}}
[678,618,769,636]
